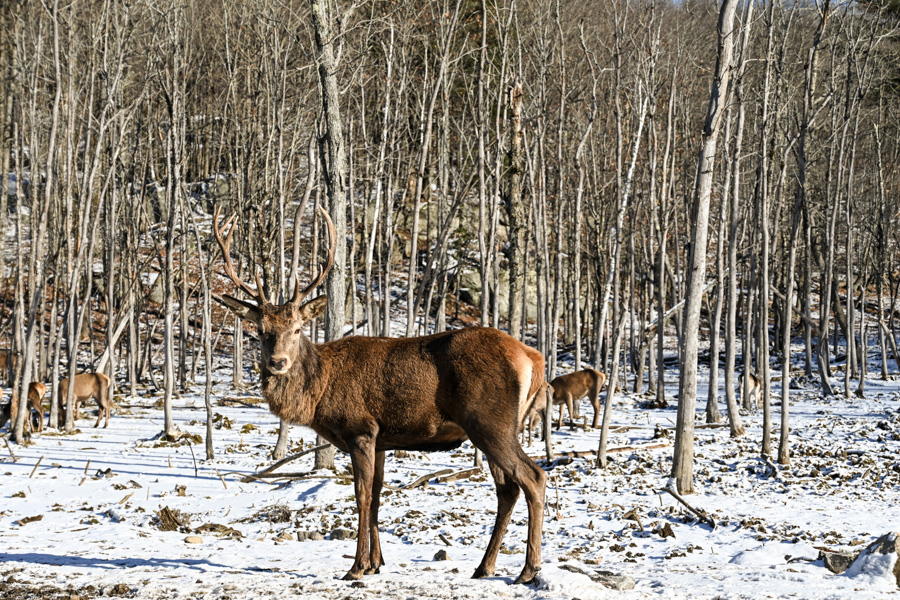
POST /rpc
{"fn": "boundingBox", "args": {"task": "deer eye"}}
[294,328,301,335]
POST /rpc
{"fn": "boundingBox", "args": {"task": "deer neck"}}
[261,338,331,426]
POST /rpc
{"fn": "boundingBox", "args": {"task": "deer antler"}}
[291,207,336,306]
[213,205,267,304]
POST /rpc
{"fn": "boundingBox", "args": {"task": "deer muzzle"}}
[268,355,291,374]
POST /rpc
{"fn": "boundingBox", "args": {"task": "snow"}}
[2,361,900,599]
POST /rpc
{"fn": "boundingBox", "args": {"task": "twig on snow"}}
[659,478,717,530]
[240,444,330,483]
[29,456,43,478]
[4,437,18,462]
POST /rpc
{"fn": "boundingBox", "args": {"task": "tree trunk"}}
[672,0,738,494]
[309,0,350,470]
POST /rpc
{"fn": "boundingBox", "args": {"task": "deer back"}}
[61,373,109,400]
[550,368,604,400]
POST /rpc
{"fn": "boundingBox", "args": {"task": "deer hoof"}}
[513,567,541,585]
[471,565,493,579]
[342,567,365,581]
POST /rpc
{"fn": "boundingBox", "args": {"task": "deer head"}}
[213,205,335,376]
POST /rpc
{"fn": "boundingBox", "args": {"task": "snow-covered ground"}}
[2,362,899,599]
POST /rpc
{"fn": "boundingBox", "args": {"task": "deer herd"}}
[1,206,619,585]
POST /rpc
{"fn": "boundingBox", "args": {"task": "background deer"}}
[543,368,607,430]
[0,349,17,385]
[1,382,47,434]
[740,370,760,412]
[214,206,547,584]
[57,373,111,428]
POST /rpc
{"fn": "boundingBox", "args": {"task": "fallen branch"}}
[220,396,266,407]
[666,423,730,430]
[384,468,454,490]
[659,479,717,530]
[240,473,347,482]
[240,444,330,483]
[529,442,670,460]
[435,467,482,483]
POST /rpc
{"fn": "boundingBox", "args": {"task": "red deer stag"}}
[213,206,547,584]
[57,373,112,428]
[0,382,47,433]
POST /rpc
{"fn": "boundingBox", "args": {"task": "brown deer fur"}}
[0,382,47,433]
[0,350,17,384]
[57,373,111,428]
[740,370,760,412]
[214,207,548,584]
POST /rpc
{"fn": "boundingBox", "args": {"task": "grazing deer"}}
[214,206,547,584]
[57,373,112,428]
[0,382,47,433]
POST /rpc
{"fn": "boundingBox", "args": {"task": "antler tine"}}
[254,269,269,305]
[213,205,264,303]
[292,207,336,305]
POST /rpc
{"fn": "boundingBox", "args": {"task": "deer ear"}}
[218,294,261,322]
[298,295,327,324]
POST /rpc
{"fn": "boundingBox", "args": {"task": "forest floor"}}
[1,360,899,599]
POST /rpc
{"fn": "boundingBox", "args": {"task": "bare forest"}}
[2,0,900,505]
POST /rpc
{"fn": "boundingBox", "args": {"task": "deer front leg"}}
[366,450,386,574]
[344,436,376,581]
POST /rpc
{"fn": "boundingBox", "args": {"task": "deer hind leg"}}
[591,392,602,429]
[344,435,377,581]
[473,460,520,579]
[30,395,43,433]
[101,382,111,428]
[93,396,104,428]
[366,450,386,574]
[565,394,576,430]
[472,436,546,584]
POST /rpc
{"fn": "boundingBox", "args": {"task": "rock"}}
[184,536,203,544]
[330,528,356,541]
[296,531,324,542]
[592,570,636,591]
[433,549,449,561]
[558,564,635,591]
[822,550,858,575]
[846,532,900,587]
